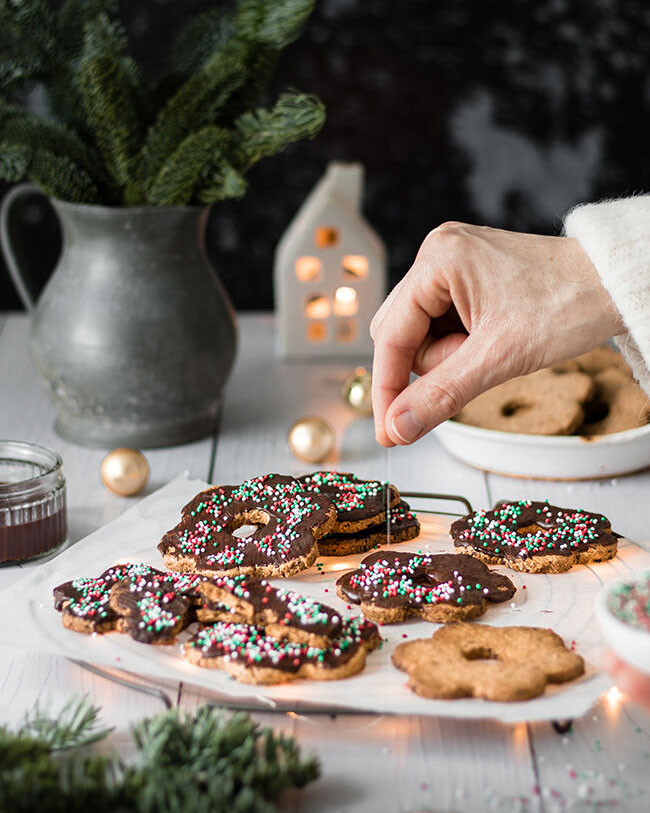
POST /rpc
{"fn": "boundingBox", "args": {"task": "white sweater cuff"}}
[563,197,650,396]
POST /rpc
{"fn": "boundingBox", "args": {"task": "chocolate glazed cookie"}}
[451,500,617,574]
[159,474,336,579]
[318,501,420,557]
[196,575,344,647]
[184,616,381,685]
[297,471,400,533]
[337,552,515,623]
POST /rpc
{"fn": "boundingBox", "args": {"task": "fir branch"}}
[147,125,231,206]
[0,140,29,181]
[0,699,319,812]
[0,100,112,198]
[173,7,237,77]
[230,92,326,172]
[77,15,143,191]
[236,0,315,49]
[136,37,249,197]
[196,159,248,204]
[0,0,56,94]
[24,696,109,752]
[28,148,101,202]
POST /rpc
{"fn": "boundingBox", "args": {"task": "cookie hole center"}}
[462,646,497,662]
[229,511,271,538]
[581,396,610,426]
[501,399,531,417]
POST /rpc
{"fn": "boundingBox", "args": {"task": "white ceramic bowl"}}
[434,420,650,480]
[596,574,650,676]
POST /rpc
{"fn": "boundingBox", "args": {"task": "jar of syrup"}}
[0,440,68,564]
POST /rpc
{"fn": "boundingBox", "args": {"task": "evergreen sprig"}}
[0,697,319,813]
[0,0,325,206]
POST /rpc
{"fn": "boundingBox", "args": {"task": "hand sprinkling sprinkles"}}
[450,500,617,573]
[158,474,336,578]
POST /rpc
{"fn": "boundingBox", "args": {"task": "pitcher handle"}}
[0,182,46,311]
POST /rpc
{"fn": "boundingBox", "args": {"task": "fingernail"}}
[391,410,423,444]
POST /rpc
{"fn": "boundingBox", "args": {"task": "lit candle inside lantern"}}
[342,255,369,279]
[295,256,322,282]
[333,286,358,316]
[305,294,330,319]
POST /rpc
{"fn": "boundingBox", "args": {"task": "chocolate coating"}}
[159,474,335,575]
[185,615,380,674]
[337,552,515,612]
[450,500,616,563]
[297,471,400,530]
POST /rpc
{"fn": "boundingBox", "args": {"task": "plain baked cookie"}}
[318,501,420,556]
[451,500,617,573]
[159,474,336,579]
[184,616,381,685]
[454,368,594,435]
[392,623,585,701]
[336,551,515,623]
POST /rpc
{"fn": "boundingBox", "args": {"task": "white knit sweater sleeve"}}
[563,196,650,396]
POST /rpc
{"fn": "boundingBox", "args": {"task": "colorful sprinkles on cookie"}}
[159,474,335,577]
[298,471,400,531]
[53,563,158,630]
[184,615,380,683]
[451,500,617,573]
[198,574,344,643]
[337,551,515,623]
[607,574,650,631]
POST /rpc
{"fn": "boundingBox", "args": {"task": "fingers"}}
[605,651,650,709]
[371,269,452,446]
[384,333,494,444]
[412,332,468,377]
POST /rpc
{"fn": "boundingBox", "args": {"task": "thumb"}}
[384,334,495,445]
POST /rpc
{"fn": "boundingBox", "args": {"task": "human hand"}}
[370,222,624,446]
[605,651,650,710]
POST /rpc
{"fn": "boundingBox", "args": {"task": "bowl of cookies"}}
[435,346,650,480]
[596,572,650,677]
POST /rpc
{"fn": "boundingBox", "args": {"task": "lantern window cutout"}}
[333,286,358,316]
[342,255,369,280]
[315,226,339,248]
[336,319,357,343]
[307,321,328,342]
[295,256,322,282]
[305,294,330,319]
[274,161,386,358]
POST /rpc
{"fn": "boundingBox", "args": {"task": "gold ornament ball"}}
[100,448,150,497]
[287,416,336,464]
[342,366,373,415]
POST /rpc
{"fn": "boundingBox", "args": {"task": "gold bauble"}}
[342,366,373,415]
[287,416,336,464]
[100,448,150,496]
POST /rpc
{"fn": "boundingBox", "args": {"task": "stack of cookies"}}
[53,565,381,684]
[454,345,650,436]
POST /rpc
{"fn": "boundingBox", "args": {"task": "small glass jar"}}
[0,440,68,564]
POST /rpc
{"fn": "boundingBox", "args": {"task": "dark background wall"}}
[2,0,650,311]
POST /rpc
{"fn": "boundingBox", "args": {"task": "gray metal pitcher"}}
[0,183,237,447]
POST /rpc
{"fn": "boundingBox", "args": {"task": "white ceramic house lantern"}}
[274,161,386,358]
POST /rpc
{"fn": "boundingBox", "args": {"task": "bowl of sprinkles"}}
[597,572,650,676]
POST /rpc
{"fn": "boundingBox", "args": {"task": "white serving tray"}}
[435,420,650,480]
[2,473,645,724]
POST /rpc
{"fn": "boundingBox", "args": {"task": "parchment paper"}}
[1,473,647,723]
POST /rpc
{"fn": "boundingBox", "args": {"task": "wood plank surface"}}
[0,314,214,751]
[4,311,650,812]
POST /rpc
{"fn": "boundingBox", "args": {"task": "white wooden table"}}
[2,311,650,812]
